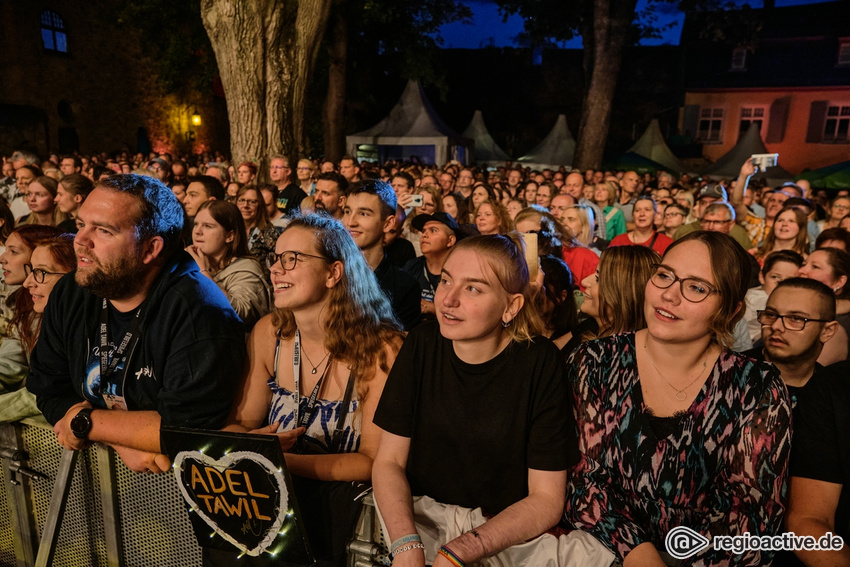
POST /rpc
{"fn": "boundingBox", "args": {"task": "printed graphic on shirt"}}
[83,342,127,410]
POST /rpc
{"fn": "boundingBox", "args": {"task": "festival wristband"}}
[391,542,425,559]
[391,534,422,553]
[438,545,466,567]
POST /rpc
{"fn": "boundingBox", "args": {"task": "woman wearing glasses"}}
[565,231,791,566]
[235,184,280,271]
[225,214,402,564]
[0,233,73,422]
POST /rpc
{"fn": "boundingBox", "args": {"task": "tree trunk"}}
[201,0,331,178]
[323,7,348,162]
[573,0,636,170]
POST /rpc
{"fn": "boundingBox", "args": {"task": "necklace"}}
[301,343,330,374]
[643,337,709,401]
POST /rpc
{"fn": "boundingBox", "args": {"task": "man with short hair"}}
[563,171,606,239]
[313,171,347,219]
[205,164,230,186]
[617,170,640,228]
[259,184,288,228]
[270,155,306,216]
[319,160,335,173]
[339,156,361,183]
[391,171,416,213]
[403,212,461,321]
[147,158,171,185]
[183,175,225,218]
[171,161,187,183]
[343,180,420,330]
[438,171,456,196]
[549,193,577,224]
[60,155,82,176]
[28,174,246,473]
[456,168,474,197]
[673,184,753,250]
[506,169,523,195]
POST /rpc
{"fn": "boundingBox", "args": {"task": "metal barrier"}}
[0,420,387,567]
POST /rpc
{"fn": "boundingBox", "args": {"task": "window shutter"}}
[681,105,700,140]
[806,101,828,143]
[766,97,790,143]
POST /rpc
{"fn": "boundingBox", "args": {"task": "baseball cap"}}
[412,212,465,240]
[697,183,727,201]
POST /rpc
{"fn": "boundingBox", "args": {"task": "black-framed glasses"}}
[757,310,832,331]
[273,251,328,271]
[24,264,67,283]
[649,264,719,303]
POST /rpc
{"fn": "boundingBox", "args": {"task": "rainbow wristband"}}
[438,545,466,567]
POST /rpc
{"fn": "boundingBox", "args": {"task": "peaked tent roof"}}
[461,110,511,165]
[627,119,685,174]
[346,80,469,165]
[797,160,850,190]
[517,114,575,170]
[702,123,792,182]
[348,80,459,139]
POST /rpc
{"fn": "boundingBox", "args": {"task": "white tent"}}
[461,110,511,166]
[627,119,685,174]
[517,114,575,170]
[346,80,470,165]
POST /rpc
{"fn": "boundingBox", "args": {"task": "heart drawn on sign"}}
[172,450,289,556]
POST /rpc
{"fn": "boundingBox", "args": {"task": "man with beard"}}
[27,174,246,474]
[745,277,837,413]
[312,171,347,219]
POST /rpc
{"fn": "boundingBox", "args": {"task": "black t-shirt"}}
[374,254,421,331]
[791,361,850,540]
[277,184,307,216]
[403,256,440,303]
[374,322,577,515]
[384,237,416,268]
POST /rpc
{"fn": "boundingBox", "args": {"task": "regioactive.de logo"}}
[665,526,711,559]
[664,527,845,559]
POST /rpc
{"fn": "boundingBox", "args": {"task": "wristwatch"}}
[70,408,94,439]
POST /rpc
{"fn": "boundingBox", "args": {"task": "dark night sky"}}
[438,0,834,49]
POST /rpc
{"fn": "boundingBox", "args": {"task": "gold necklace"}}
[643,337,709,401]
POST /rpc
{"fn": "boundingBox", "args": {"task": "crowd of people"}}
[1,147,850,566]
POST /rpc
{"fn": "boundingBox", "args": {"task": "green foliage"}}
[113,0,216,94]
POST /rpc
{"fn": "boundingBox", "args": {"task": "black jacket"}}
[28,252,246,432]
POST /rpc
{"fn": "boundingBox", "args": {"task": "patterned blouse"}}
[564,332,791,566]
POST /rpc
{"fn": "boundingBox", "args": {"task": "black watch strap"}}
[71,408,94,439]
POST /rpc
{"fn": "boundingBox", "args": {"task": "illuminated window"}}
[41,11,67,53]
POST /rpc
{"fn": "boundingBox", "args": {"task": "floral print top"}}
[564,332,791,566]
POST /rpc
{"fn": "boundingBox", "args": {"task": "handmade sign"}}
[161,427,312,564]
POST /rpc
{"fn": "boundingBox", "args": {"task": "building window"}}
[731,48,747,71]
[824,104,850,142]
[739,106,766,139]
[698,107,724,144]
[40,10,67,53]
[838,42,850,67]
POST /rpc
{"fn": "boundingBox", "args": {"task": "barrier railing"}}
[0,420,386,567]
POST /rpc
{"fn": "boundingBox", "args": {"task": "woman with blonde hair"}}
[17,176,69,227]
[593,180,627,238]
[226,214,403,564]
[373,234,598,566]
[474,200,511,235]
[563,204,608,255]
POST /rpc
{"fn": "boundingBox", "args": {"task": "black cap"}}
[697,183,727,201]
[411,212,464,240]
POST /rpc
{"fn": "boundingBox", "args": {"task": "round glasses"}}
[757,310,831,331]
[649,265,719,303]
[24,265,67,283]
[273,251,328,271]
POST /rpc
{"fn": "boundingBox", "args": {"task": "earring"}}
[502,319,511,328]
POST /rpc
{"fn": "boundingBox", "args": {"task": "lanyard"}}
[292,329,333,430]
[99,299,142,389]
[290,329,354,453]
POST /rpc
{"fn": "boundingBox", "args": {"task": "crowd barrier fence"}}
[0,420,386,567]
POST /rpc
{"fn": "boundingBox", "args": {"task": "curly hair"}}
[271,214,403,401]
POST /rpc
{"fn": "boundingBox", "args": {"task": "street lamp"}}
[191,110,202,127]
